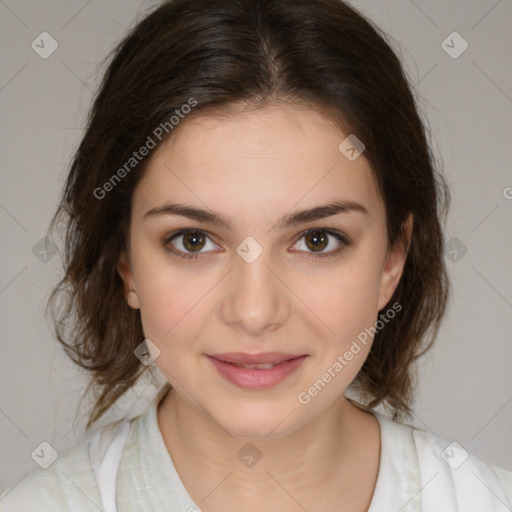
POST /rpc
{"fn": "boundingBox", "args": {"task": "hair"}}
[46,0,450,430]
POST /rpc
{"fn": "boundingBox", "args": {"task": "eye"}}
[291,228,349,258]
[162,227,349,260]
[163,229,219,259]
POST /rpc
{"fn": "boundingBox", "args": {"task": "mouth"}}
[209,352,305,365]
[206,352,308,389]
[230,362,285,369]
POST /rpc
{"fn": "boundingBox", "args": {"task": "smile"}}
[206,353,308,389]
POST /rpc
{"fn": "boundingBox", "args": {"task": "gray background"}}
[1,0,511,490]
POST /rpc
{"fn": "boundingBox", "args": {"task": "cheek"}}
[297,267,384,401]
[132,249,214,346]
[305,255,383,339]
[136,274,214,382]
[300,266,382,400]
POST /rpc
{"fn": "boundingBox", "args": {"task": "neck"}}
[157,387,381,510]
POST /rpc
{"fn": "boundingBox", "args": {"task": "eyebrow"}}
[143,200,368,231]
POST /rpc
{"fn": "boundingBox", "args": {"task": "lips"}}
[232,362,279,369]
[209,352,303,365]
[206,352,308,389]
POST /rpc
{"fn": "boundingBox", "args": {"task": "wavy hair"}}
[46,0,450,430]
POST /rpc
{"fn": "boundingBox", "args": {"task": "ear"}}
[377,213,413,311]
[117,249,140,310]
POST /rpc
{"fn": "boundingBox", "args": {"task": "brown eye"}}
[292,228,348,258]
[182,232,206,252]
[304,230,329,252]
[164,229,218,258]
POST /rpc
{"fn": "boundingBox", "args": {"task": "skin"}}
[117,102,412,512]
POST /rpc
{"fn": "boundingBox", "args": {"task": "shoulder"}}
[0,389,169,512]
[373,411,512,509]
[0,416,138,512]
[491,463,512,504]
[0,438,101,512]
[406,419,512,509]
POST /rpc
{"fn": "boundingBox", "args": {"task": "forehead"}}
[133,103,382,221]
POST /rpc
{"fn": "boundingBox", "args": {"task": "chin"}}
[215,402,303,440]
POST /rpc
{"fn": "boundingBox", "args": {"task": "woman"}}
[2,0,511,510]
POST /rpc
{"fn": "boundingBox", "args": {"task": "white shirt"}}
[2,390,512,511]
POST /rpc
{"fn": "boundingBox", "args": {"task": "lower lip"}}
[207,355,308,389]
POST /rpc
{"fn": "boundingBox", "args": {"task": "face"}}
[117,102,409,438]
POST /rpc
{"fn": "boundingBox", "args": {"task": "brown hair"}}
[46,0,450,430]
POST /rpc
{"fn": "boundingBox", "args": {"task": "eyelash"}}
[162,228,350,260]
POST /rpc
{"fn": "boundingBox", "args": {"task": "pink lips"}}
[207,352,308,389]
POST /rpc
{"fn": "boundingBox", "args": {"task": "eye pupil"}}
[305,231,328,252]
[183,232,205,252]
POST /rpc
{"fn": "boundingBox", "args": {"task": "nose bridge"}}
[221,242,288,334]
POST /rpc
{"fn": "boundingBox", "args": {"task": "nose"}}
[219,249,290,336]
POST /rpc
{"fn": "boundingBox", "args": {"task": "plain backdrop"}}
[1,0,511,490]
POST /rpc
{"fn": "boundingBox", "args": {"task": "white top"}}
[2,390,512,511]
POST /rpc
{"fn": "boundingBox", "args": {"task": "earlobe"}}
[126,289,140,309]
[378,214,413,310]
[117,250,140,310]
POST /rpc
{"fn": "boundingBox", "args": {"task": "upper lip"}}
[209,352,305,365]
